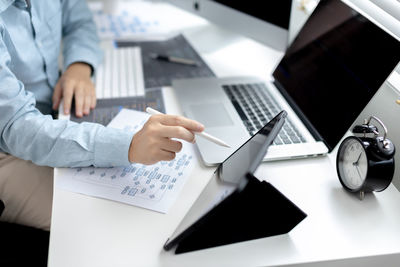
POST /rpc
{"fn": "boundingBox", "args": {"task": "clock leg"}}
[359,191,365,201]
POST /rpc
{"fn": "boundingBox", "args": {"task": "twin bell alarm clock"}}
[336,116,395,200]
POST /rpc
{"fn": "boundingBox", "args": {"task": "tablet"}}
[164,110,287,251]
[216,110,287,185]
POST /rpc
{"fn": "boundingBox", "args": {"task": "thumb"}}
[52,82,63,110]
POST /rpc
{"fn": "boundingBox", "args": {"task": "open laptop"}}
[174,0,400,166]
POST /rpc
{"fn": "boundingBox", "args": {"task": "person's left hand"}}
[52,62,96,117]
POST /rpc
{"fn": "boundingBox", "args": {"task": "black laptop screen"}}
[273,0,400,151]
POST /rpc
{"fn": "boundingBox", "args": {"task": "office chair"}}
[0,199,50,266]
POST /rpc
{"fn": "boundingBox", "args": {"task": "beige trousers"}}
[0,152,53,231]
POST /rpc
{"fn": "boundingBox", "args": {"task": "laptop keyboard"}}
[223,83,306,145]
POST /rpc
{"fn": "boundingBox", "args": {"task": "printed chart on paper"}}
[56,109,197,213]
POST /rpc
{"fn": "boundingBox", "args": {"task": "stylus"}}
[146,107,231,148]
[149,53,200,67]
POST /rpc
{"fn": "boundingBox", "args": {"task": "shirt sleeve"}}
[61,0,103,73]
[0,32,133,168]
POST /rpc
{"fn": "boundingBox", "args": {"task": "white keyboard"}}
[95,47,145,98]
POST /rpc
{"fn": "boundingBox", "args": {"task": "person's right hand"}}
[128,114,204,165]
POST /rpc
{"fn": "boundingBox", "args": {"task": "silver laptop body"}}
[174,76,327,166]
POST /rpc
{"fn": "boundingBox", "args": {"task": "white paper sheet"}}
[56,109,198,213]
[89,0,206,40]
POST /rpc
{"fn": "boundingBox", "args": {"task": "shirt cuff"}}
[94,126,134,167]
[63,47,103,76]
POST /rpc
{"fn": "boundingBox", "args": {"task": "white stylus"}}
[146,107,231,148]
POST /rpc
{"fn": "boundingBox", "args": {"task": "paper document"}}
[56,109,197,213]
[89,0,206,40]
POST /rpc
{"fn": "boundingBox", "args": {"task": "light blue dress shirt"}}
[0,0,133,167]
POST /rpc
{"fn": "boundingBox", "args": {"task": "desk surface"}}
[48,2,400,267]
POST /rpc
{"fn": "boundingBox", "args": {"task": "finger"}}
[83,93,92,115]
[90,88,97,109]
[52,82,62,110]
[62,81,75,115]
[159,125,195,143]
[157,115,204,132]
[74,86,84,118]
[160,139,183,153]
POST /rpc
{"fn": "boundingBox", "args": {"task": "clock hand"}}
[354,152,362,166]
[355,165,363,180]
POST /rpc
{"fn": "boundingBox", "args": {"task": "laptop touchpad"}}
[190,103,233,128]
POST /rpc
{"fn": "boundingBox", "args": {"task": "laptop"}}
[164,111,306,253]
[174,0,400,166]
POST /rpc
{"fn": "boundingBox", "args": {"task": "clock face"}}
[337,137,368,190]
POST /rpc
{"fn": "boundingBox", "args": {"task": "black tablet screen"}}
[217,111,287,185]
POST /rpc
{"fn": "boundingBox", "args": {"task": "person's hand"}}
[52,62,96,117]
[129,114,204,165]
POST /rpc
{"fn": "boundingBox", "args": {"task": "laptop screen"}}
[272,0,400,151]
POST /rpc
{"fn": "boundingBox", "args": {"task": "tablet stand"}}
[173,172,307,254]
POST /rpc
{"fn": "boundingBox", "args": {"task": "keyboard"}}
[95,47,145,99]
[223,83,306,145]
[117,35,215,89]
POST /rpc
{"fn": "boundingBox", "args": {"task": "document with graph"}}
[56,109,198,213]
[88,0,205,41]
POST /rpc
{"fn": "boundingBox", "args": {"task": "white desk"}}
[48,2,400,266]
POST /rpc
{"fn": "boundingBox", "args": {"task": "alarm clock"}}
[336,116,395,200]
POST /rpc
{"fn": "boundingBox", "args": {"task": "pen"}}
[145,107,231,148]
[149,53,200,67]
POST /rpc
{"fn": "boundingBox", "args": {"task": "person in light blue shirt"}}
[0,0,204,231]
